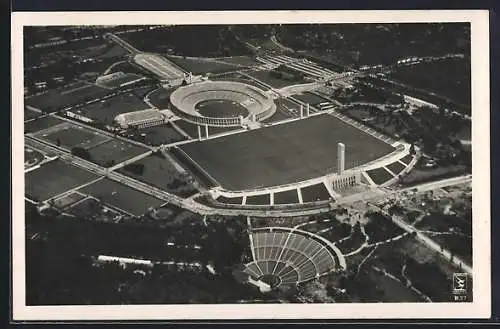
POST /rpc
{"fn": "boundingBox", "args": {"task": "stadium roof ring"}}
[243,227,346,289]
[169,81,276,127]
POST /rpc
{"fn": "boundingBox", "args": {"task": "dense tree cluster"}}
[275,23,470,66]
[122,26,251,57]
[25,203,256,305]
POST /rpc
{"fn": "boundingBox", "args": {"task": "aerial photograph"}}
[23,23,472,304]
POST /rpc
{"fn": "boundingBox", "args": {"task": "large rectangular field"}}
[116,154,198,197]
[24,116,64,134]
[87,139,149,167]
[25,82,112,113]
[78,178,165,216]
[245,70,302,89]
[166,56,240,74]
[35,123,111,150]
[180,114,395,190]
[25,160,101,202]
[126,123,186,146]
[292,92,330,106]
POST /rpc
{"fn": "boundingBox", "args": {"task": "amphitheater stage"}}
[179,113,395,191]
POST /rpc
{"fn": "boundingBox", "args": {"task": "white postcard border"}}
[11,10,491,320]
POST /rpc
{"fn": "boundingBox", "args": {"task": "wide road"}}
[368,201,472,275]
[26,132,473,220]
[104,32,141,54]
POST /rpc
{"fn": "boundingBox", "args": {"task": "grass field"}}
[24,107,43,121]
[148,87,174,109]
[216,196,243,205]
[366,167,395,185]
[126,123,186,146]
[78,178,165,216]
[195,99,249,118]
[273,189,299,204]
[25,160,100,202]
[245,70,304,89]
[180,114,394,190]
[217,56,261,67]
[53,192,87,210]
[37,123,111,150]
[300,183,331,203]
[292,92,329,106]
[246,194,270,205]
[319,222,352,243]
[75,92,149,125]
[87,139,149,167]
[399,154,414,165]
[386,161,407,175]
[24,116,64,134]
[166,56,241,74]
[116,153,197,197]
[25,82,112,113]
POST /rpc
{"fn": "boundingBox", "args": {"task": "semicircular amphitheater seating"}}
[243,229,337,286]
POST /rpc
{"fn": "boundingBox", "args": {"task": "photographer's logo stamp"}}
[452,273,468,301]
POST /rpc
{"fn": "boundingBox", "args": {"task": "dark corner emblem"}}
[452,273,468,296]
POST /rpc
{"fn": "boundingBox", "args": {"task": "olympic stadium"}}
[169,80,276,127]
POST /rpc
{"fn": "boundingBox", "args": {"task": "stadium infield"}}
[180,114,395,190]
[195,99,249,118]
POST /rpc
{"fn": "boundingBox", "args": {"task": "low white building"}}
[114,109,166,129]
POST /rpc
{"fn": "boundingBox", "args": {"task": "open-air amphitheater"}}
[243,227,346,290]
[169,80,276,126]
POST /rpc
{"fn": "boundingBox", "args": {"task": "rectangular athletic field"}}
[117,154,198,197]
[24,116,64,134]
[35,123,111,150]
[245,70,303,89]
[25,160,101,202]
[87,139,149,168]
[25,82,111,113]
[127,123,186,146]
[180,114,395,190]
[78,178,165,216]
